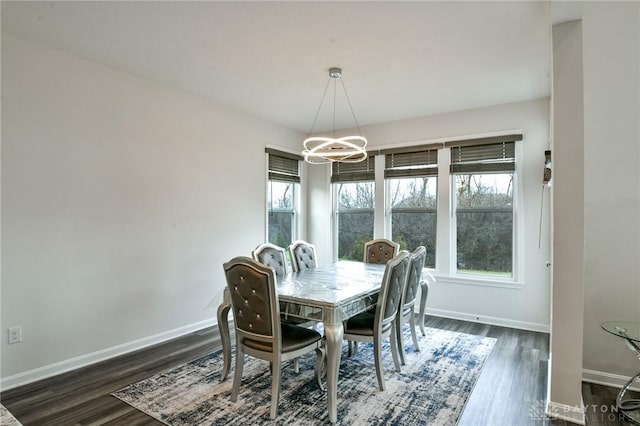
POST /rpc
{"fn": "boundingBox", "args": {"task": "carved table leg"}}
[324,321,344,424]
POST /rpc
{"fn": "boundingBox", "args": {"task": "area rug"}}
[0,403,23,426]
[113,327,496,425]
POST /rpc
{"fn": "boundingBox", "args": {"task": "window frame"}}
[450,171,517,281]
[380,144,441,267]
[265,148,303,248]
[375,133,524,287]
[330,156,376,261]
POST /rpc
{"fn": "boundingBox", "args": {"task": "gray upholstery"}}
[253,243,315,328]
[396,246,426,365]
[288,240,318,272]
[251,243,288,278]
[363,239,400,264]
[343,251,410,391]
[223,256,325,419]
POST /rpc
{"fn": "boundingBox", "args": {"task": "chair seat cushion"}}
[244,323,322,353]
[344,312,375,336]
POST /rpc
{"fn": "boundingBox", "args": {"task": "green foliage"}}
[268,211,293,248]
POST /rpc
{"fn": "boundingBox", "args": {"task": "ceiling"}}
[2,1,558,133]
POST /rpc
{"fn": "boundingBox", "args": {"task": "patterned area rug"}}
[0,403,23,426]
[113,327,496,425]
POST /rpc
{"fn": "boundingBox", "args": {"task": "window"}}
[332,157,375,260]
[266,149,301,248]
[325,133,522,284]
[448,139,516,277]
[384,146,439,267]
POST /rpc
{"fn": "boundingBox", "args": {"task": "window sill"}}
[428,272,524,289]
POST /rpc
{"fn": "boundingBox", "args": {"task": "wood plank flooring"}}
[1,316,637,425]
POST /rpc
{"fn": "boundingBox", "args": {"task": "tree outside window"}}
[455,173,513,276]
[268,181,297,249]
[335,182,374,260]
[388,177,437,267]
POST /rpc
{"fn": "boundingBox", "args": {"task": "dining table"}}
[216,260,432,424]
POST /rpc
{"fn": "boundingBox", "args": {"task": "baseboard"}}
[583,368,640,391]
[0,318,217,392]
[543,359,587,425]
[546,400,586,425]
[425,307,550,333]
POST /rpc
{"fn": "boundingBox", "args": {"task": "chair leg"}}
[315,346,326,391]
[231,349,245,402]
[270,361,282,419]
[373,336,385,391]
[347,341,359,357]
[409,313,420,352]
[390,324,401,373]
[293,358,300,373]
[396,316,406,366]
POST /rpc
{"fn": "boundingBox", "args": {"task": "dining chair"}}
[342,250,410,391]
[352,238,401,354]
[363,238,400,264]
[396,246,426,365]
[251,243,288,278]
[252,241,317,348]
[223,256,325,420]
[288,240,318,272]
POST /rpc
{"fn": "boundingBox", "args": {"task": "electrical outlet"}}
[8,326,22,344]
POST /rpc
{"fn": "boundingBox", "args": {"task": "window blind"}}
[331,156,375,183]
[384,145,439,178]
[266,148,301,183]
[448,134,521,174]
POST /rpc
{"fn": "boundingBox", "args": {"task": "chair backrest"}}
[375,251,410,332]
[223,256,280,349]
[363,239,400,264]
[288,240,318,272]
[402,246,426,310]
[251,243,288,279]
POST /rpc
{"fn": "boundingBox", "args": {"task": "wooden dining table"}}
[217,260,431,424]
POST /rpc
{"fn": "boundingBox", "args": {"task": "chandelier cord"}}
[332,78,337,138]
[339,77,363,136]
[307,77,332,135]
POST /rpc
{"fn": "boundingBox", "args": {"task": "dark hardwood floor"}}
[1,316,636,425]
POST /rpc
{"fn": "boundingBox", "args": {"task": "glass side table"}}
[601,321,640,425]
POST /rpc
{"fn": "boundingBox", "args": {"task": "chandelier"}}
[302,67,368,164]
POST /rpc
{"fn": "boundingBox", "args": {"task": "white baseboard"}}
[0,318,217,392]
[426,307,550,333]
[546,400,586,425]
[582,368,640,391]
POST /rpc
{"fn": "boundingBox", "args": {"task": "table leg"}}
[617,371,640,425]
[217,301,232,382]
[324,321,344,424]
[418,281,429,336]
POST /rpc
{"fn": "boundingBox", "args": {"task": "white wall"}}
[309,98,552,332]
[581,1,640,380]
[1,33,304,387]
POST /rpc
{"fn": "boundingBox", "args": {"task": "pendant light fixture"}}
[302,67,368,164]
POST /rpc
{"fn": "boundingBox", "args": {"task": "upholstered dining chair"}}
[288,240,318,272]
[396,246,426,365]
[342,250,410,391]
[251,243,288,279]
[223,256,325,420]
[363,238,400,264]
